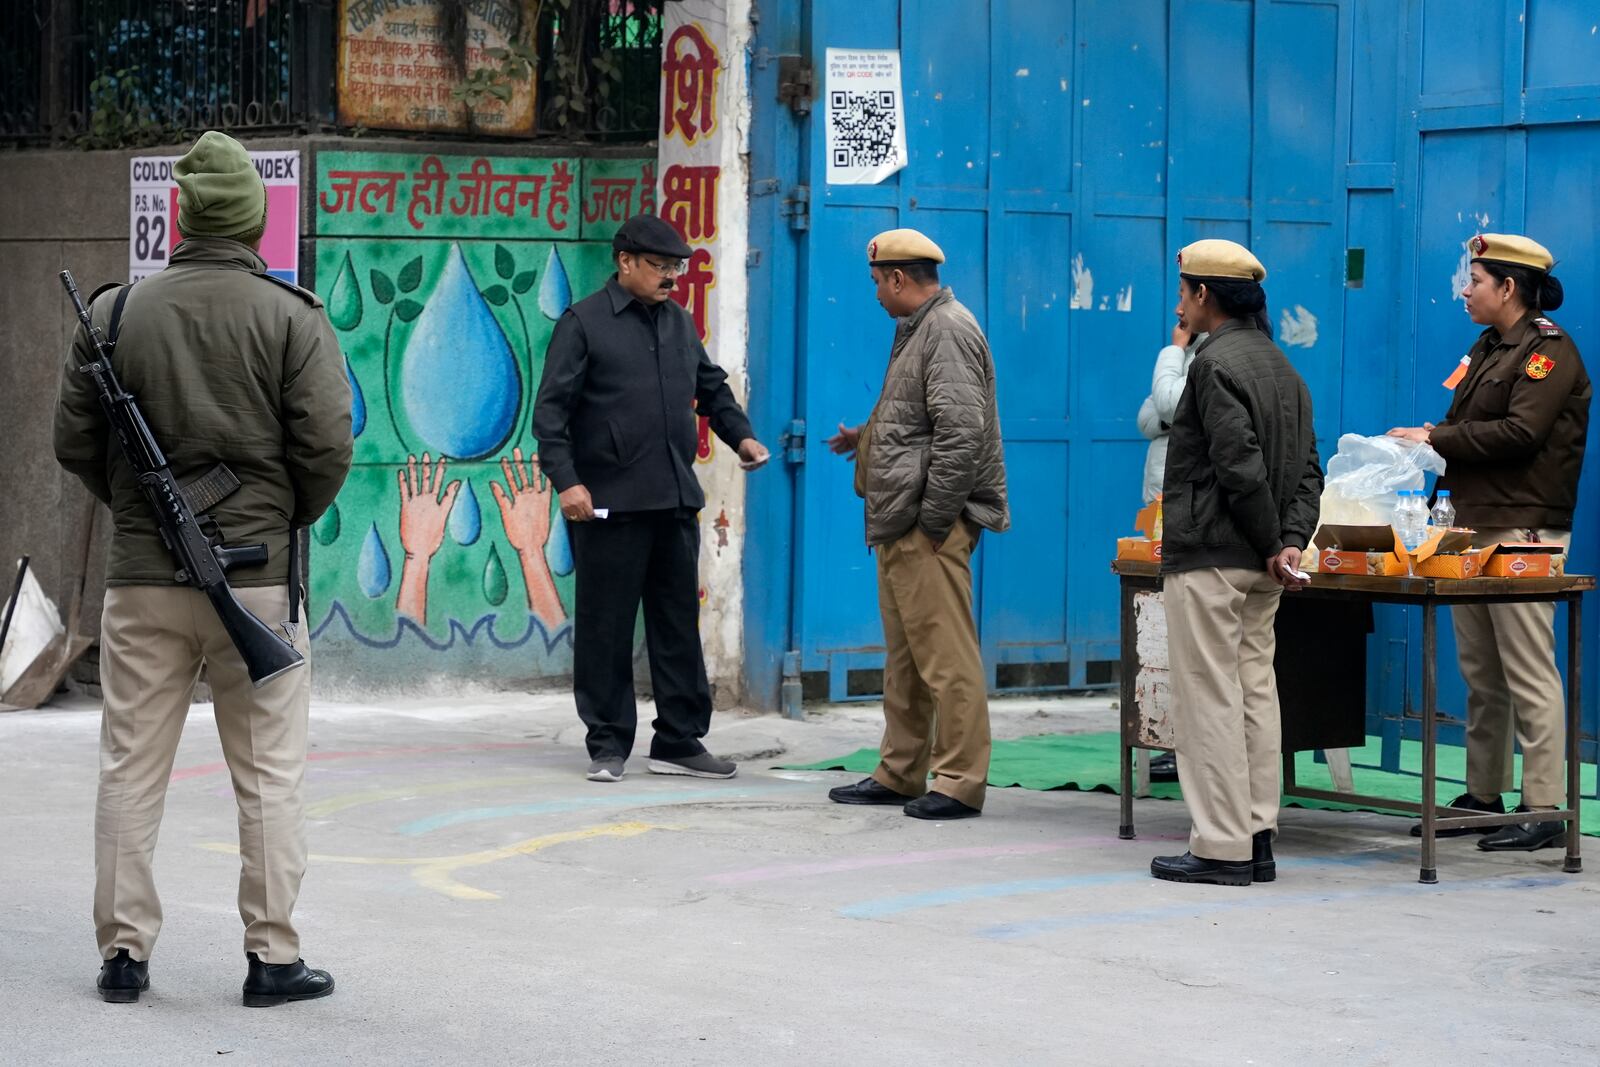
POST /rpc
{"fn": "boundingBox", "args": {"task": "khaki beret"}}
[1176,238,1267,282]
[1468,233,1553,272]
[867,228,945,266]
[174,131,266,239]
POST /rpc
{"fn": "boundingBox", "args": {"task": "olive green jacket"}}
[54,238,353,586]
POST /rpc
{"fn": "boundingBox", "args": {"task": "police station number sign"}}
[129,151,302,283]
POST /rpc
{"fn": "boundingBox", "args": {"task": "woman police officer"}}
[1389,233,1592,851]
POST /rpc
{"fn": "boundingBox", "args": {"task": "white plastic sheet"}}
[0,565,64,694]
[1319,433,1447,528]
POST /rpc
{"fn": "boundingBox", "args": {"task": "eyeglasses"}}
[641,256,687,276]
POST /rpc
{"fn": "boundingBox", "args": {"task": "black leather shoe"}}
[242,953,335,1007]
[1478,808,1567,852]
[1410,791,1505,837]
[1252,829,1275,883]
[903,791,981,820]
[1149,752,1179,783]
[1150,852,1253,886]
[98,948,150,1004]
[828,777,915,805]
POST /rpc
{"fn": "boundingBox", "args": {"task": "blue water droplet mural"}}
[545,512,574,577]
[399,244,521,460]
[449,480,483,545]
[538,245,572,320]
[483,543,509,606]
[358,522,392,598]
[346,356,366,438]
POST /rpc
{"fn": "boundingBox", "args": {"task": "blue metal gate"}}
[742,0,1599,765]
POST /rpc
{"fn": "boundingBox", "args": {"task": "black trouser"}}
[570,509,712,761]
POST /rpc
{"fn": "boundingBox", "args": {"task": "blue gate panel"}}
[1171,0,1253,208]
[997,7,1077,196]
[1419,0,1504,102]
[1526,1,1600,93]
[904,0,991,191]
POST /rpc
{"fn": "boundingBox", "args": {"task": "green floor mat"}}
[785,731,1600,836]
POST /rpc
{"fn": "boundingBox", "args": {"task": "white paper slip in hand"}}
[593,508,610,519]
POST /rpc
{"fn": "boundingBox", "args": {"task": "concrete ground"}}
[2,692,1597,1066]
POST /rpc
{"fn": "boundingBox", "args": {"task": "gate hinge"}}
[780,418,806,464]
[777,56,815,115]
[780,185,810,231]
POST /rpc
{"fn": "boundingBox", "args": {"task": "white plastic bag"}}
[1319,433,1446,528]
[0,565,64,694]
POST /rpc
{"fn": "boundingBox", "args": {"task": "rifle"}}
[58,270,304,687]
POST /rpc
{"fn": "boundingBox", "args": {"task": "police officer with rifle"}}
[53,132,353,1006]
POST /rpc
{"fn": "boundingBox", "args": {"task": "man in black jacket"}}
[533,214,769,782]
[1151,239,1323,887]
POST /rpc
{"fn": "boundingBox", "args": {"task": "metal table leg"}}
[1420,600,1438,884]
[1565,594,1583,874]
[1119,578,1136,840]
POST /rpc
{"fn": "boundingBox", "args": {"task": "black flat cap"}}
[613,214,692,258]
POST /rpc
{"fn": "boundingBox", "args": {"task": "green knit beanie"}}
[174,131,265,239]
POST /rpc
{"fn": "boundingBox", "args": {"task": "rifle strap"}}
[106,284,133,356]
[287,526,302,628]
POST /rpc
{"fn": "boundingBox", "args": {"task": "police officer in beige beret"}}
[1151,239,1323,886]
[824,229,1009,819]
[55,131,352,1004]
[1390,233,1592,851]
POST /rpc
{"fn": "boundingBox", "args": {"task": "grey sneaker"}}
[586,758,625,782]
[648,752,737,779]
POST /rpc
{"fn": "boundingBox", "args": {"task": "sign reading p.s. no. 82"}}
[128,151,301,282]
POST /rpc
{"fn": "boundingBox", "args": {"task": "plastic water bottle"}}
[1397,490,1427,551]
[1430,489,1455,531]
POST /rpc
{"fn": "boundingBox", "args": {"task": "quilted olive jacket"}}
[855,288,1009,546]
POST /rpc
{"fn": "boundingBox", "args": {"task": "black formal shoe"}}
[827,777,915,806]
[1150,852,1253,886]
[242,952,335,1007]
[1478,808,1567,852]
[903,791,982,820]
[1410,791,1505,837]
[98,948,150,1004]
[1252,829,1276,883]
[1149,752,1179,783]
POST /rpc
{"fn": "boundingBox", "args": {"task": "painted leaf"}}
[398,255,424,293]
[513,270,536,295]
[395,298,424,322]
[370,269,395,305]
[495,244,515,280]
[483,285,509,307]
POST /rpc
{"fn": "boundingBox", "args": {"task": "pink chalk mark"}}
[170,741,538,783]
[706,835,1185,887]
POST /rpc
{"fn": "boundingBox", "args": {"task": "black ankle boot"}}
[98,948,150,1003]
[1252,829,1276,883]
[242,952,335,1007]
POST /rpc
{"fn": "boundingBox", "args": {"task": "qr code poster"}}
[824,48,908,185]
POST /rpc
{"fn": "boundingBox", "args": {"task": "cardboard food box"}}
[1309,524,1409,576]
[1410,528,1485,579]
[1116,537,1162,563]
[1481,542,1565,578]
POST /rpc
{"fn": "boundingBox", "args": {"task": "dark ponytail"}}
[1186,275,1274,338]
[1479,260,1565,312]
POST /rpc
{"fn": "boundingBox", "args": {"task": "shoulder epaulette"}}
[1532,316,1564,338]
[256,271,324,308]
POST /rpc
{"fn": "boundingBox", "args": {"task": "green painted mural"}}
[309,151,656,681]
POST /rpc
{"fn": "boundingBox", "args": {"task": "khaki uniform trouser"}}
[1453,527,1570,809]
[95,584,311,964]
[871,520,991,810]
[1165,567,1284,862]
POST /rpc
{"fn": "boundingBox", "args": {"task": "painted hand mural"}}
[307,152,655,684]
[490,448,567,630]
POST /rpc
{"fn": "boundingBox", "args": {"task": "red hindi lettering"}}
[547,161,574,230]
[639,164,657,215]
[407,156,449,230]
[661,24,718,143]
[449,157,495,217]
[669,248,716,343]
[661,164,718,243]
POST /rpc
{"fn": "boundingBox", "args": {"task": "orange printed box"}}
[1116,537,1162,563]
[1480,543,1565,578]
[1410,529,1483,579]
[1310,524,1409,576]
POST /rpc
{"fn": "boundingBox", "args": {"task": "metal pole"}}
[1419,600,1438,883]
[1565,593,1582,874]
[1118,576,1136,840]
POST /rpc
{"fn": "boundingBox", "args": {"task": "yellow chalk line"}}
[304,775,542,818]
[198,820,661,901]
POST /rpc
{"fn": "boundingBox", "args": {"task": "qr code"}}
[830,90,899,168]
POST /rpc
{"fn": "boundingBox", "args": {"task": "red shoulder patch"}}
[1526,353,1555,380]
